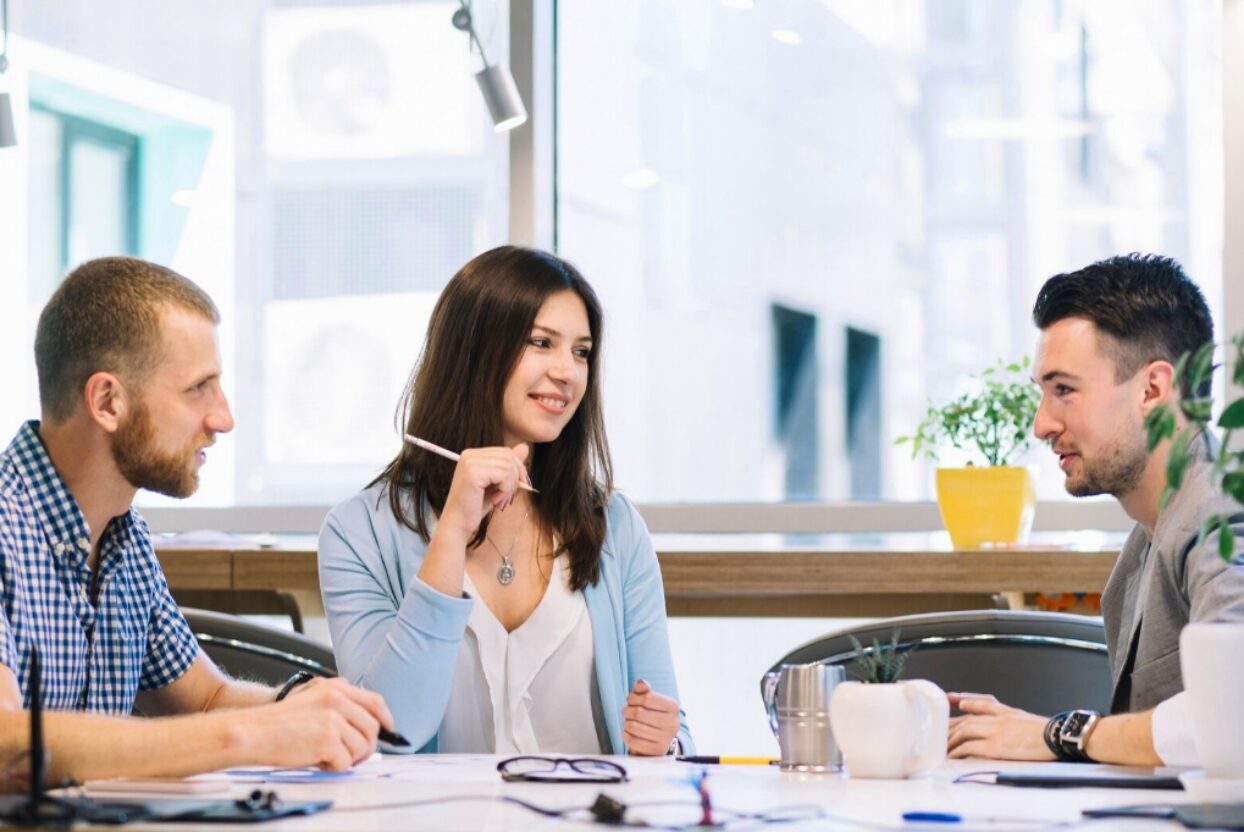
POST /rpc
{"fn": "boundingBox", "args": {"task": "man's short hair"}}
[35,256,220,422]
[1031,253,1214,395]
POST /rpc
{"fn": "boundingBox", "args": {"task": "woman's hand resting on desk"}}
[946,692,1055,761]
[622,679,681,756]
[438,443,531,539]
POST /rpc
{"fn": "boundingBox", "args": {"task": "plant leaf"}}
[1223,472,1244,506]
[1220,399,1244,430]
[1165,428,1195,492]
[1219,524,1236,564]
[1146,406,1175,452]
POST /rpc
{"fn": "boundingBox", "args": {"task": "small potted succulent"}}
[897,358,1041,549]
[847,630,914,684]
[830,630,949,779]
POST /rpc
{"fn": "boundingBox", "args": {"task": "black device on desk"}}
[1084,803,1244,829]
[0,646,332,825]
[997,763,1186,789]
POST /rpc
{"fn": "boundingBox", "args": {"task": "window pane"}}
[557,0,1223,503]
[66,137,132,266]
[26,109,63,304]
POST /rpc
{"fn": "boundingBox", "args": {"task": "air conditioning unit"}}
[263,3,484,160]
[262,291,439,465]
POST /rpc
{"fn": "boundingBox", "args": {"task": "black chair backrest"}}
[764,609,1112,715]
[182,607,337,687]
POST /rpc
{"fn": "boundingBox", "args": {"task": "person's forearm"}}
[1083,711,1161,765]
[416,526,473,597]
[204,678,277,710]
[1,709,255,783]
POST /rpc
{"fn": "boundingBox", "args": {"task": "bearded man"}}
[0,257,395,782]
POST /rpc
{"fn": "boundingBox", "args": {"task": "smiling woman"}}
[317,245,694,760]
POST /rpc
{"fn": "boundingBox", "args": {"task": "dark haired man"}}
[0,256,396,782]
[947,253,1244,766]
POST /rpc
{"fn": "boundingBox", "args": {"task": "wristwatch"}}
[1057,709,1102,762]
[275,670,315,702]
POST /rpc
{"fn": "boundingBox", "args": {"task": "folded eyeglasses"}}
[496,756,628,783]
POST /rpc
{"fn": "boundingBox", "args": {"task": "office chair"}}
[763,609,1111,715]
[181,607,337,686]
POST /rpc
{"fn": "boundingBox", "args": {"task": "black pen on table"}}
[379,727,411,747]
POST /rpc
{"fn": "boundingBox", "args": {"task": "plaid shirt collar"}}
[8,420,139,572]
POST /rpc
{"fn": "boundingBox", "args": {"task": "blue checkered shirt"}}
[0,421,199,713]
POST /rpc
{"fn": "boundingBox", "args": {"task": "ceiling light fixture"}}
[452,1,527,133]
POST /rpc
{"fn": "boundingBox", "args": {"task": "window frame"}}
[29,102,141,275]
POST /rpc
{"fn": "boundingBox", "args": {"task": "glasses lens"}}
[501,757,561,776]
[567,759,625,780]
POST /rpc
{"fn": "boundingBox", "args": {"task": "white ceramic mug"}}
[1181,622,1244,778]
[829,679,949,779]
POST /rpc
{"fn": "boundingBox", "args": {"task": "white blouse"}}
[438,555,603,754]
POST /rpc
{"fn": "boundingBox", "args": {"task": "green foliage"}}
[896,358,1041,467]
[1144,331,1244,562]
[848,630,915,684]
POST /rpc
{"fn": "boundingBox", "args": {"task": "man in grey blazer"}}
[946,253,1244,766]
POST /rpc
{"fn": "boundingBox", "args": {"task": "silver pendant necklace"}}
[485,508,530,586]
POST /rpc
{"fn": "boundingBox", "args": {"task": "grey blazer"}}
[1102,445,1244,713]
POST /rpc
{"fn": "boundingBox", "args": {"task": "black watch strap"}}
[1057,709,1101,762]
[1044,711,1072,759]
[275,670,315,702]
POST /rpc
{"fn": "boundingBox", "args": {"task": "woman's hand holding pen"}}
[439,443,531,539]
[622,679,681,756]
[419,443,531,598]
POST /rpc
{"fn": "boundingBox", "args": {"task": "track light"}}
[0,0,13,148]
[0,94,15,148]
[451,1,527,132]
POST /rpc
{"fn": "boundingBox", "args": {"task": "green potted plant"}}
[1146,331,1244,780]
[1145,331,1244,558]
[847,630,914,683]
[897,358,1041,549]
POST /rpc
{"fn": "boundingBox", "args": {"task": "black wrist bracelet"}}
[1043,711,1072,760]
[275,670,315,702]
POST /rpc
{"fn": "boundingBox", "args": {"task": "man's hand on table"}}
[946,692,1056,761]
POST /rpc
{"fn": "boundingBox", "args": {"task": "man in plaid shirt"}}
[0,257,395,782]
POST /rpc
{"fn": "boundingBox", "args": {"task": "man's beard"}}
[1063,436,1147,499]
[111,400,206,499]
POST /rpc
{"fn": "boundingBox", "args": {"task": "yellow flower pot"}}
[935,466,1036,550]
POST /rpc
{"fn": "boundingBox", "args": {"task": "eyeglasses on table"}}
[497,756,629,783]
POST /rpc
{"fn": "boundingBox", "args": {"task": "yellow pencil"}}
[677,756,778,765]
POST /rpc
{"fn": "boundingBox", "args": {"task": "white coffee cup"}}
[829,679,949,779]
[1181,622,1244,779]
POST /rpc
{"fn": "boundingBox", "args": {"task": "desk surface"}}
[80,755,1193,831]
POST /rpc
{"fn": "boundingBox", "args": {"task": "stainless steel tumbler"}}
[762,662,846,772]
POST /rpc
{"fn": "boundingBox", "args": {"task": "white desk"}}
[82,756,1199,830]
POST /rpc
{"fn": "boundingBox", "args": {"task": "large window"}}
[557,0,1224,503]
[4,0,1227,512]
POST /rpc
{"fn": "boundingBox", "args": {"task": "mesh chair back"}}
[764,609,1111,714]
[182,607,337,686]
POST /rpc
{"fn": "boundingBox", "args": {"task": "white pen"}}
[403,434,538,493]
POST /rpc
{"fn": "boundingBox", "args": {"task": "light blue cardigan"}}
[317,483,694,755]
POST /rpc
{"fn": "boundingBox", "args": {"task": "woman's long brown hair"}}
[371,246,613,590]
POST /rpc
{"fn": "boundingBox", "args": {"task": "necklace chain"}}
[484,508,531,586]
